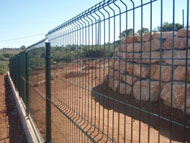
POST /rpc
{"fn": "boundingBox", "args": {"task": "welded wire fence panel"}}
[10,52,26,103]
[19,51,26,104]
[47,0,190,142]
[9,0,190,142]
[27,39,46,140]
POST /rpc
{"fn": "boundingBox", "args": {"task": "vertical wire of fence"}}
[27,39,48,142]
[9,0,190,142]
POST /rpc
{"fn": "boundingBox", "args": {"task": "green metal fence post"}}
[15,56,17,89]
[25,51,29,116]
[18,54,20,95]
[23,52,26,104]
[20,52,23,101]
[45,42,52,143]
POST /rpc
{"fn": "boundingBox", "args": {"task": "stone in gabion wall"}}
[108,28,190,114]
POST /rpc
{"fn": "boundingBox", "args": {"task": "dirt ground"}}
[29,59,190,143]
[0,74,26,143]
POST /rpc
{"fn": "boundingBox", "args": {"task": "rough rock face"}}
[121,74,138,85]
[142,52,161,64]
[108,78,119,92]
[163,37,190,49]
[133,80,162,101]
[121,36,137,44]
[136,33,150,42]
[163,50,190,65]
[120,43,142,52]
[119,83,132,95]
[113,60,126,74]
[152,32,174,39]
[126,63,149,78]
[173,66,190,81]
[108,28,190,114]
[176,28,190,38]
[160,82,190,114]
[144,39,161,52]
[151,65,171,82]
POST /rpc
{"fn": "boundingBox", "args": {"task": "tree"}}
[2,53,14,58]
[120,28,134,39]
[152,28,158,33]
[136,28,149,35]
[20,45,26,50]
[157,22,183,32]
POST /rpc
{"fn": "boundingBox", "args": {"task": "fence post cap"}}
[45,39,49,43]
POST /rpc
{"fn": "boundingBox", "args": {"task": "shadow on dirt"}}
[4,75,27,143]
[63,72,89,78]
[91,81,190,142]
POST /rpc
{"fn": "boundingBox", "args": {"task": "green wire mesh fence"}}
[9,0,190,142]
[27,39,47,140]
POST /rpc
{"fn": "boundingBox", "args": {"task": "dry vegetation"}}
[0,48,21,74]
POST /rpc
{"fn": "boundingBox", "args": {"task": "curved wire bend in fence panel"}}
[9,0,190,142]
[45,0,190,143]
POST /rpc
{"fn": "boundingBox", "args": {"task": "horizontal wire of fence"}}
[9,0,190,142]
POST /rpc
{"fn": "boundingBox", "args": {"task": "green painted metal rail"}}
[9,0,190,142]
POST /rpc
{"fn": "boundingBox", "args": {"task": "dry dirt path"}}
[0,74,27,143]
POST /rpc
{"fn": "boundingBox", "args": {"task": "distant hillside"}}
[0,48,22,74]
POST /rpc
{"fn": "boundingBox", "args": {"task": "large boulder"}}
[133,80,163,101]
[152,32,174,39]
[108,78,119,92]
[120,43,143,52]
[163,50,190,65]
[141,52,161,64]
[173,66,190,82]
[176,28,190,38]
[121,74,138,85]
[119,83,132,95]
[151,65,171,82]
[136,33,150,42]
[160,82,190,114]
[163,37,190,50]
[144,39,161,52]
[126,63,149,78]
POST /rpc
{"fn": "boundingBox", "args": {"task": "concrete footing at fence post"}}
[7,72,44,143]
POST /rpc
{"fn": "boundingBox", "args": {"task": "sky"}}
[0,0,188,49]
[0,0,101,48]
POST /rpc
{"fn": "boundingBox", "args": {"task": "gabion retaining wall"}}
[108,28,190,115]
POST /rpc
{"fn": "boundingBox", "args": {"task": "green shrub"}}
[0,64,6,74]
[0,55,7,61]
[51,45,115,63]
[2,53,14,58]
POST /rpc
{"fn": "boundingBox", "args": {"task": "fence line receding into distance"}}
[9,0,190,142]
